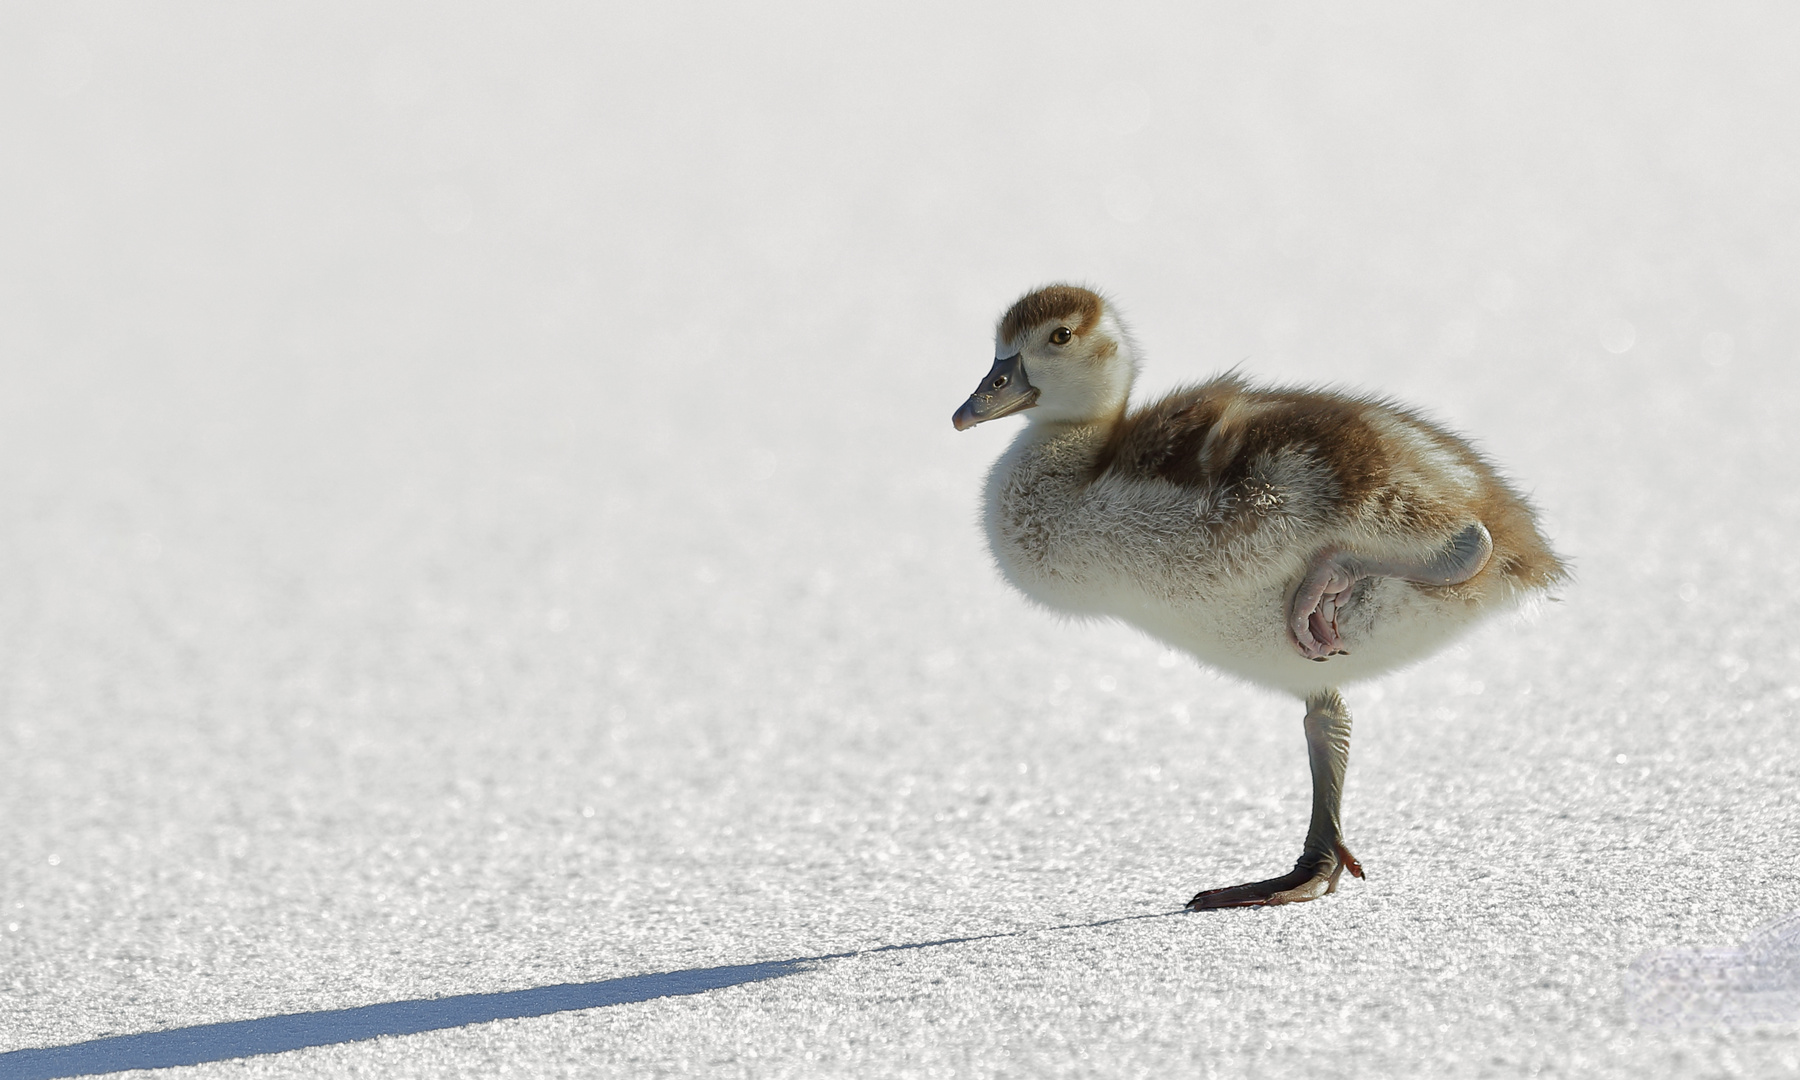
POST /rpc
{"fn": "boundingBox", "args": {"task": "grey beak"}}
[952,354,1040,431]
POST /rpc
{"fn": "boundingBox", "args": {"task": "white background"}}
[3,2,1798,1076]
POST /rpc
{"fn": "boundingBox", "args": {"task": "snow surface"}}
[2,2,1799,1077]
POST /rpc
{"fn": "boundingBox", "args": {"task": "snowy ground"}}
[3,3,1799,1077]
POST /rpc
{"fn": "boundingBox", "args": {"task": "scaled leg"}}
[1187,690,1365,910]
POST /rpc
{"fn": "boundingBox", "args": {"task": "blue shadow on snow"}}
[0,960,803,1080]
[0,911,1180,1079]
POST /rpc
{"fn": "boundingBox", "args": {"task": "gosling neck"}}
[1012,400,1130,481]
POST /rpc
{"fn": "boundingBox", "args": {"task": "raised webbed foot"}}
[1186,842,1365,910]
[1288,523,1494,661]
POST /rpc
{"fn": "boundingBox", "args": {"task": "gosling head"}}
[952,284,1138,431]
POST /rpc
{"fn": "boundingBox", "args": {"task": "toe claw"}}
[1188,847,1366,910]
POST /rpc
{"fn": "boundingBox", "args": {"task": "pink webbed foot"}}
[1287,523,1495,662]
[1289,557,1357,661]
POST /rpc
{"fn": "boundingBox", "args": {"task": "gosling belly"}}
[1028,570,1490,698]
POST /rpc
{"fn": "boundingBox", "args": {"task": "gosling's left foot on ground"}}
[1186,843,1365,910]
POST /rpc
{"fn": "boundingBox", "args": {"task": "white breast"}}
[983,425,1493,697]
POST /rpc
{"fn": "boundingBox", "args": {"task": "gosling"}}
[953,284,1566,908]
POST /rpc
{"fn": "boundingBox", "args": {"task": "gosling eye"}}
[1049,327,1073,346]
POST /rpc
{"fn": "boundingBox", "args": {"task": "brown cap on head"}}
[997,285,1103,351]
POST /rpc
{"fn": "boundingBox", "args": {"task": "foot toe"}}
[1187,848,1366,910]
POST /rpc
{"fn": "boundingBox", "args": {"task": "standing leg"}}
[1187,689,1365,910]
